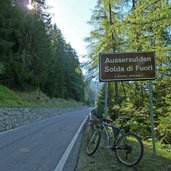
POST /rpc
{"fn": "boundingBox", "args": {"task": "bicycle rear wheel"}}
[85,129,101,156]
[115,133,144,166]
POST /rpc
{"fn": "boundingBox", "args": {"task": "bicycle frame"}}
[101,121,127,149]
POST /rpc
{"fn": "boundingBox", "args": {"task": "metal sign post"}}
[104,82,108,116]
[149,80,156,155]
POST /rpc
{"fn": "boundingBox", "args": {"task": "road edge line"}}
[54,115,88,171]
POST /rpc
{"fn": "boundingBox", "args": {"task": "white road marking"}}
[54,116,88,171]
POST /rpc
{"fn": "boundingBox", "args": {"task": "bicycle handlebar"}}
[90,109,131,125]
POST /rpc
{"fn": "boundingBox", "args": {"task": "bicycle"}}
[85,112,144,166]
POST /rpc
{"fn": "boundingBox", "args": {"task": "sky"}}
[46,0,97,61]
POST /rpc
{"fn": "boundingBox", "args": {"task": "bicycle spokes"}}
[85,130,101,156]
[115,133,144,166]
[91,132,99,143]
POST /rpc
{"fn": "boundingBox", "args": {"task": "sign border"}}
[99,51,156,82]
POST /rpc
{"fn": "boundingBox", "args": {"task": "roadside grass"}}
[0,84,84,108]
[76,125,171,171]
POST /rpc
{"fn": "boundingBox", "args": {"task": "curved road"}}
[0,108,90,171]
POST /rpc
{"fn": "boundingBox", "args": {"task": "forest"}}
[85,0,171,144]
[0,0,171,144]
[0,0,86,102]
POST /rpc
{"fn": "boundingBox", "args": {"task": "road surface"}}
[0,108,90,171]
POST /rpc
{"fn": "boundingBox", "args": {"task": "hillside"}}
[0,84,83,108]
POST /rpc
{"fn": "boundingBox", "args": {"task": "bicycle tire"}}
[85,129,101,156]
[115,133,144,166]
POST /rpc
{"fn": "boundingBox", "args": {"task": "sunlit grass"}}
[0,84,84,108]
[76,125,171,171]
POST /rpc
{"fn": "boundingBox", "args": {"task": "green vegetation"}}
[85,0,171,143]
[95,78,171,144]
[82,0,171,169]
[76,125,171,171]
[0,0,86,103]
[0,84,83,108]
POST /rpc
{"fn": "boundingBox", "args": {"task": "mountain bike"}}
[85,112,144,166]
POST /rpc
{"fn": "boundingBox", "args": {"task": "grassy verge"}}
[76,125,171,171]
[0,84,84,108]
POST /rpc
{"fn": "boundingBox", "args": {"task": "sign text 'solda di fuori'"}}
[99,52,156,81]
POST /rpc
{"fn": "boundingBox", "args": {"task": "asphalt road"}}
[0,108,90,171]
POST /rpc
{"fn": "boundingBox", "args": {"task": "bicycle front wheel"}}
[115,133,144,166]
[85,129,101,156]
